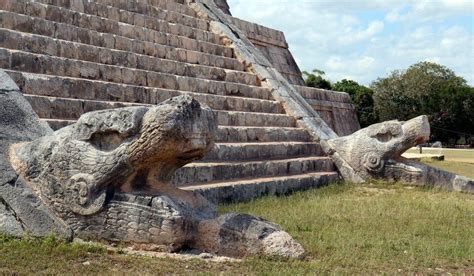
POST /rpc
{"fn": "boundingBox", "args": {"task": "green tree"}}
[303,69,332,90]
[371,61,472,145]
[428,86,474,145]
[333,79,378,127]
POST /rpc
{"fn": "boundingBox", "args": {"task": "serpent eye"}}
[372,124,402,143]
[89,131,124,151]
[375,132,393,142]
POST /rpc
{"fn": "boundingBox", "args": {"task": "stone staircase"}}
[0,0,339,202]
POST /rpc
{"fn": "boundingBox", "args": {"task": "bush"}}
[303,69,332,90]
[333,79,378,127]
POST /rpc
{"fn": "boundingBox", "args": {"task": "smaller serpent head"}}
[328,115,430,179]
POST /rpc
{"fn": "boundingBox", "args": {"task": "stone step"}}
[0,29,258,86]
[94,0,199,18]
[38,0,213,38]
[94,0,199,19]
[41,0,198,19]
[172,157,335,187]
[4,71,278,114]
[41,119,310,143]
[0,11,244,71]
[5,0,220,46]
[0,4,232,57]
[182,172,340,204]
[5,70,272,103]
[216,126,311,143]
[0,50,267,98]
[24,95,296,127]
[89,0,209,31]
[203,142,322,162]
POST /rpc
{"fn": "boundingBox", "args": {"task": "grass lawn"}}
[222,182,474,274]
[406,147,474,178]
[406,148,474,164]
[1,181,473,274]
[423,159,474,178]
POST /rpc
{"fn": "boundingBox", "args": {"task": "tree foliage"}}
[371,61,472,145]
[303,69,332,90]
[333,79,378,127]
[427,86,474,145]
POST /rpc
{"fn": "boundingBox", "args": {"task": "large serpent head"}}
[0,71,302,258]
[327,115,430,182]
[5,93,305,258]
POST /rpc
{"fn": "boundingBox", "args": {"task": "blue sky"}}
[228,0,474,86]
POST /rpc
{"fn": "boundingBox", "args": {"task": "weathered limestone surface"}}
[0,201,24,237]
[195,213,305,258]
[0,70,72,239]
[213,0,232,15]
[1,70,304,258]
[295,86,360,136]
[228,16,305,86]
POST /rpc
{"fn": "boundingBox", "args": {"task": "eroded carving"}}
[326,116,473,192]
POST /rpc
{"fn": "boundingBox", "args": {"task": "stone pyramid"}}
[0,0,360,202]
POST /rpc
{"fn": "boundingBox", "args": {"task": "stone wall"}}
[228,17,305,86]
[211,0,359,136]
[295,86,360,136]
[213,0,231,15]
